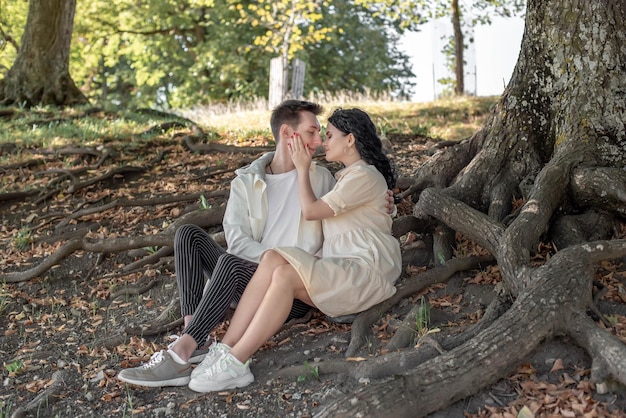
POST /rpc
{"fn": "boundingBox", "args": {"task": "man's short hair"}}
[270,100,323,141]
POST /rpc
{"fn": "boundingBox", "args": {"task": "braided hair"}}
[327,108,396,189]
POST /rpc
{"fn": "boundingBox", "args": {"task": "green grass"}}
[179,94,497,143]
[411,296,441,346]
[0,94,498,151]
[0,400,14,418]
[297,360,320,382]
[0,105,191,147]
[4,359,23,374]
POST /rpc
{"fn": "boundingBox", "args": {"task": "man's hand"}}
[385,189,397,216]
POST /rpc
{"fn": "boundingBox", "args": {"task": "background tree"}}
[71,0,415,108]
[300,0,416,96]
[0,0,87,106]
[0,0,27,76]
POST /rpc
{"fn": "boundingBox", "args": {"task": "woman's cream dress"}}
[274,160,401,317]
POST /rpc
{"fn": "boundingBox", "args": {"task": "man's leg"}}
[181,253,257,348]
[174,224,226,327]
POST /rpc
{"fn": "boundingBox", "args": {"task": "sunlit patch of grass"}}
[0,94,497,155]
[0,105,191,147]
[178,93,497,143]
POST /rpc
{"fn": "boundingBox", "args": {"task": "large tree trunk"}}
[0,0,87,107]
[318,0,626,416]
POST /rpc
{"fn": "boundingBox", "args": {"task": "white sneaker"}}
[188,352,254,393]
[190,342,230,378]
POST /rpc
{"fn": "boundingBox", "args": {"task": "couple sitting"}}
[117,100,402,393]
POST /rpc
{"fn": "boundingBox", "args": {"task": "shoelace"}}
[142,350,165,369]
[205,355,231,376]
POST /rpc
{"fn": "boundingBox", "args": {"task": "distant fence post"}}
[269,57,288,109]
[268,57,306,109]
[291,58,306,100]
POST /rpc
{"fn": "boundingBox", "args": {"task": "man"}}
[117,100,393,387]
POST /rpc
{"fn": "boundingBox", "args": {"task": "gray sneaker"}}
[188,352,254,393]
[118,350,192,387]
[190,342,230,378]
[189,347,210,364]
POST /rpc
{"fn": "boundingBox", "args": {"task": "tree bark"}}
[0,0,87,107]
[320,0,626,415]
[451,0,464,95]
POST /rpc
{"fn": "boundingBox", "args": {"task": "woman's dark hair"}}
[270,100,323,141]
[327,108,396,189]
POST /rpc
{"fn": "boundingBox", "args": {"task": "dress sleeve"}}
[321,166,385,216]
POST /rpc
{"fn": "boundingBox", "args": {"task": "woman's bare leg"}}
[221,250,290,347]
[227,263,313,363]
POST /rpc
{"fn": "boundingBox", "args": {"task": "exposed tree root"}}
[316,242,626,417]
[1,207,226,283]
[110,279,160,300]
[97,297,184,349]
[345,255,493,357]
[10,369,79,418]
[276,293,511,382]
[66,165,145,193]
[183,135,272,155]
[55,190,227,228]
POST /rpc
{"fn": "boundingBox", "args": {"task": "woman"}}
[188,108,402,393]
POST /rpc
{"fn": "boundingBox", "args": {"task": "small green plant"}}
[377,120,391,140]
[5,359,23,375]
[121,384,134,417]
[144,246,158,255]
[0,297,7,315]
[12,227,31,250]
[297,360,319,382]
[412,297,440,346]
[0,284,10,315]
[199,194,210,210]
[0,400,14,418]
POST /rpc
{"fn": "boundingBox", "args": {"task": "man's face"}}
[293,111,322,155]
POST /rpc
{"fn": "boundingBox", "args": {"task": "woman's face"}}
[323,122,350,162]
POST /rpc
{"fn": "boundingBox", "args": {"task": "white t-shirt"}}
[261,170,301,249]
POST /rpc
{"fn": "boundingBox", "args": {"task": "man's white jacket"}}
[223,152,336,263]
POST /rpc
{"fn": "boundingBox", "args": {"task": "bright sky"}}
[400,16,526,102]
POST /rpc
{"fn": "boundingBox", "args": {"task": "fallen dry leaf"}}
[550,358,564,372]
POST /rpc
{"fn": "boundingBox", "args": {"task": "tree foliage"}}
[1,0,417,108]
[303,0,416,96]
[0,0,28,76]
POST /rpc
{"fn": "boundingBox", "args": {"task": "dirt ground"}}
[1,127,626,417]
[3,253,626,418]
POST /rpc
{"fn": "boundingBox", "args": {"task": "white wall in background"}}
[400,16,525,102]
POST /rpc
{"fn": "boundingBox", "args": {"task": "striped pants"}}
[174,224,312,345]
